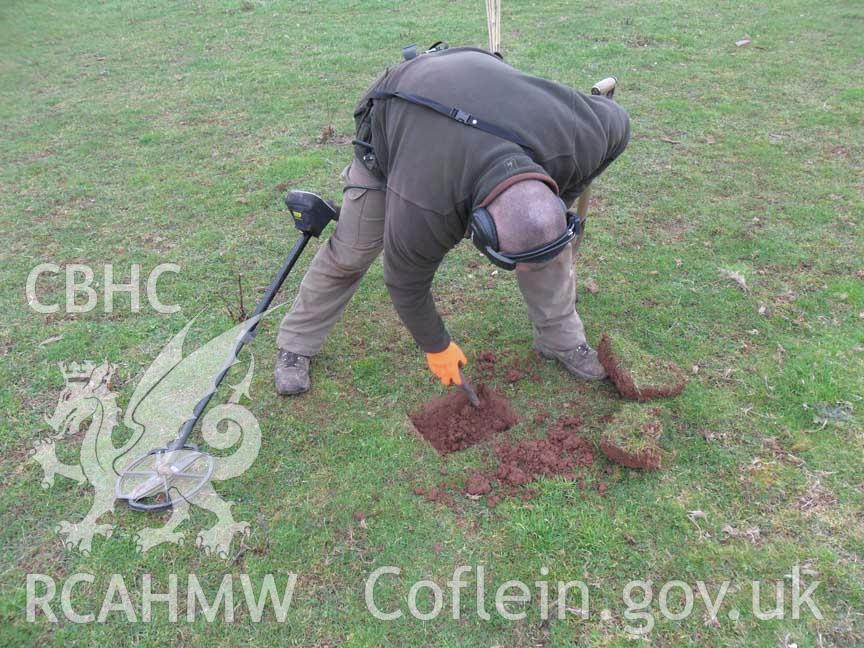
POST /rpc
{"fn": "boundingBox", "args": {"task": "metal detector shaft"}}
[169,232,312,450]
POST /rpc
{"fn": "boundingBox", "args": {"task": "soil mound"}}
[457,416,596,504]
[597,334,687,401]
[492,416,595,486]
[465,473,492,495]
[599,404,663,470]
[410,384,518,455]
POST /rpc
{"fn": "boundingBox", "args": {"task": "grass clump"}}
[599,404,663,470]
[598,333,688,401]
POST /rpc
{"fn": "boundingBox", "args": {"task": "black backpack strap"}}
[369,89,537,160]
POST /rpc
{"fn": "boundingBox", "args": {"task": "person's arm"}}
[382,194,455,353]
[383,193,473,385]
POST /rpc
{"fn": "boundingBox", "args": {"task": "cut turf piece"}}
[600,404,663,470]
[597,334,687,401]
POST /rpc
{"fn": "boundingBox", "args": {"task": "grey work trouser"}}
[276,160,587,356]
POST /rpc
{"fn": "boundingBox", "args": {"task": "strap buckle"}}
[573,212,585,236]
[450,108,476,125]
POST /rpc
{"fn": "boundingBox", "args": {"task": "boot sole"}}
[275,384,310,396]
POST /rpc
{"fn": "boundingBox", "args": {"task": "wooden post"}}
[486,0,501,54]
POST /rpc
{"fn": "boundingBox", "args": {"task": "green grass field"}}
[1,0,862,645]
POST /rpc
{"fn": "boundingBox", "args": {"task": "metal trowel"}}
[458,368,481,407]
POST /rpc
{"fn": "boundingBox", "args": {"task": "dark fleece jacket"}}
[355,47,630,352]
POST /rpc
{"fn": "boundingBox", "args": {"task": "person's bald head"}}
[485,179,565,254]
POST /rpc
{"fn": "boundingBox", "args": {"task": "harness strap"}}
[368,89,537,160]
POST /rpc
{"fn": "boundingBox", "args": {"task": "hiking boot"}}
[534,342,607,380]
[274,349,311,395]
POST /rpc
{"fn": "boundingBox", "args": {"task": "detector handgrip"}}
[591,77,617,99]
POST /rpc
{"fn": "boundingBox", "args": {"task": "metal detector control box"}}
[285,190,338,238]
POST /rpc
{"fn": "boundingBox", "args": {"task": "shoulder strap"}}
[369,89,537,160]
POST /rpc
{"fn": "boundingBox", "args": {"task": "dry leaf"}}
[718,267,748,292]
[584,277,599,294]
[797,478,838,511]
[318,124,336,144]
[660,136,680,144]
[722,524,761,544]
[39,335,63,346]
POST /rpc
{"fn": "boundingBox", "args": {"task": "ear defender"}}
[468,197,576,271]
[468,207,500,256]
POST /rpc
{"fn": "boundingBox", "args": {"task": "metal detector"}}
[115,191,337,511]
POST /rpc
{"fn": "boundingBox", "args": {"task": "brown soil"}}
[475,351,498,378]
[409,349,630,506]
[419,485,457,508]
[600,436,661,469]
[533,410,549,425]
[410,384,518,455]
[459,416,596,503]
[505,368,526,383]
[597,334,687,401]
[510,352,546,385]
[493,416,595,486]
[465,473,492,495]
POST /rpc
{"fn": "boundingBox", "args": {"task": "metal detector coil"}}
[115,446,214,511]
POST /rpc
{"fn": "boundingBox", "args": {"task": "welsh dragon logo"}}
[30,318,264,558]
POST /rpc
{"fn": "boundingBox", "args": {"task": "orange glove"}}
[426,341,468,386]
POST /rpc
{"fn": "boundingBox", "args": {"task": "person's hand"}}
[425,342,468,386]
